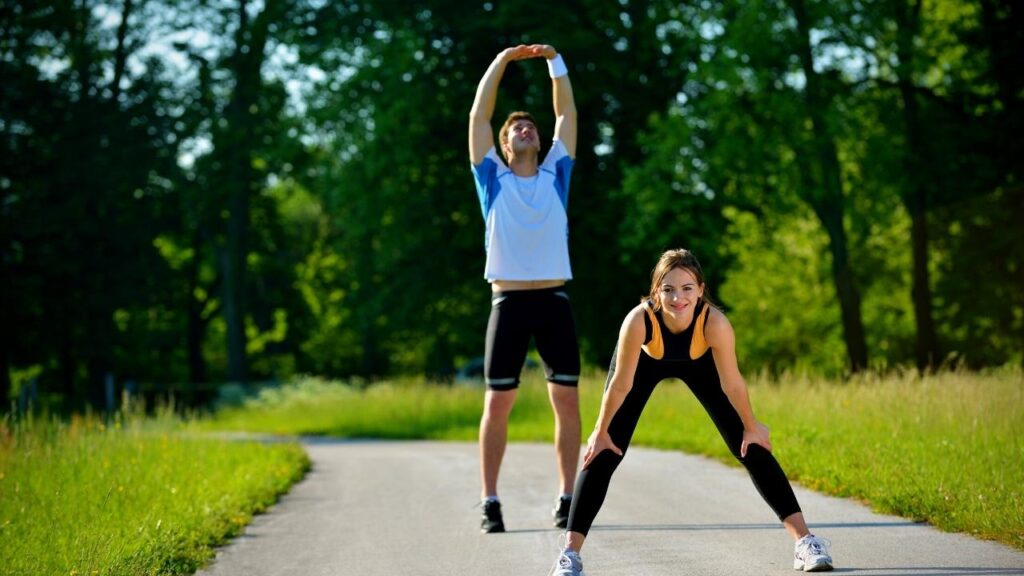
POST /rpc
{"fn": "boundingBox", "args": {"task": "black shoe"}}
[553,495,572,528]
[481,499,505,533]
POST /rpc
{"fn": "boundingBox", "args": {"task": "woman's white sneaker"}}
[794,534,833,572]
[549,548,585,576]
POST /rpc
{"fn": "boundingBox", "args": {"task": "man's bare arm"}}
[550,54,577,158]
[469,45,534,165]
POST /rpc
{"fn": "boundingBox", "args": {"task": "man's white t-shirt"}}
[471,140,574,281]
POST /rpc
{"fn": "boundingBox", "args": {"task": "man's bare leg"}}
[548,382,581,495]
[480,388,517,499]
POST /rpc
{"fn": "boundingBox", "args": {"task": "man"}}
[468,44,580,533]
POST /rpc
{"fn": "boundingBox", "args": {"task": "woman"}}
[549,249,834,575]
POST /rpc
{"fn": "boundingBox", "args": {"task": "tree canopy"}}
[2,0,1020,411]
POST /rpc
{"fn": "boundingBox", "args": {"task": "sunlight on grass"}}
[633,367,1024,549]
[0,407,309,576]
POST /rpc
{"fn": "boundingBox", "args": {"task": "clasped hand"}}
[501,44,556,61]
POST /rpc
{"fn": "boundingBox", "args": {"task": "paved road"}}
[197,440,1023,576]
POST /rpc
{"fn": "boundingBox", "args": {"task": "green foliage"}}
[718,207,848,375]
[208,374,486,439]
[205,369,599,442]
[2,0,1022,410]
[0,411,309,576]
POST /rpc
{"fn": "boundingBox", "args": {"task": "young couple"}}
[468,44,834,574]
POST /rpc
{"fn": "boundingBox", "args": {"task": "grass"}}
[207,367,1024,550]
[0,407,310,576]
[632,368,1024,549]
[209,376,487,439]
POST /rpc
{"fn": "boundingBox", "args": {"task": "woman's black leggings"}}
[565,356,802,536]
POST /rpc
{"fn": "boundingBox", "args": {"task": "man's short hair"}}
[499,111,538,162]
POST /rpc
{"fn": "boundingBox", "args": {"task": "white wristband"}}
[547,54,568,79]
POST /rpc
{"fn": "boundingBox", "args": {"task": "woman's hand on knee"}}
[583,429,623,469]
[740,421,772,458]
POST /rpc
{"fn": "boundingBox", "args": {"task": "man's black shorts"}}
[484,286,581,390]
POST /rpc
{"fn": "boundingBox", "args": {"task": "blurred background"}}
[1,0,1020,413]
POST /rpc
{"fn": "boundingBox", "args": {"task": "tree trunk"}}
[808,188,870,374]
[908,203,938,368]
[354,249,384,379]
[70,0,94,99]
[978,0,1024,366]
[222,0,275,383]
[186,230,208,384]
[895,0,940,370]
[789,0,869,372]
[110,0,134,102]
[223,161,250,383]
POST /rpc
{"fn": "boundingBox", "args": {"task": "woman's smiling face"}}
[658,267,704,321]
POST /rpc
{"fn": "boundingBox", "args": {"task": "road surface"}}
[197,440,1024,575]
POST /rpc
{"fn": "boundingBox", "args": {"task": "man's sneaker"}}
[548,548,585,576]
[793,534,833,572]
[480,499,505,533]
[552,495,572,528]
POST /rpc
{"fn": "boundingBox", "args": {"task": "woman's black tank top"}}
[641,299,711,362]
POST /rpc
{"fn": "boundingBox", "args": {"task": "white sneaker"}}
[794,534,833,572]
[549,548,585,576]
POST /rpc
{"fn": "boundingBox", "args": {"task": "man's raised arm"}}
[542,47,577,159]
[469,45,533,165]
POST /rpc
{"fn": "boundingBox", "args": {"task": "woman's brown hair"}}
[645,248,714,312]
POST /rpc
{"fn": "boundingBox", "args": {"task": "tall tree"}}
[1,0,189,408]
[787,0,869,372]
[218,0,285,383]
[891,0,941,369]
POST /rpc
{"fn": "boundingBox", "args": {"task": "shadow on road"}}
[588,520,925,532]
[827,565,1024,569]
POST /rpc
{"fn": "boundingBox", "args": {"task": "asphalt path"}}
[196,440,1024,576]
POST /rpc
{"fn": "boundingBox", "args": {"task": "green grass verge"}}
[631,368,1024,550]
[206,367,1024,550]
[0,410,310,576]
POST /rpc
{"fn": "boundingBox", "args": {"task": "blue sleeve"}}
[545,140,574,211]
[471,149,502,219]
